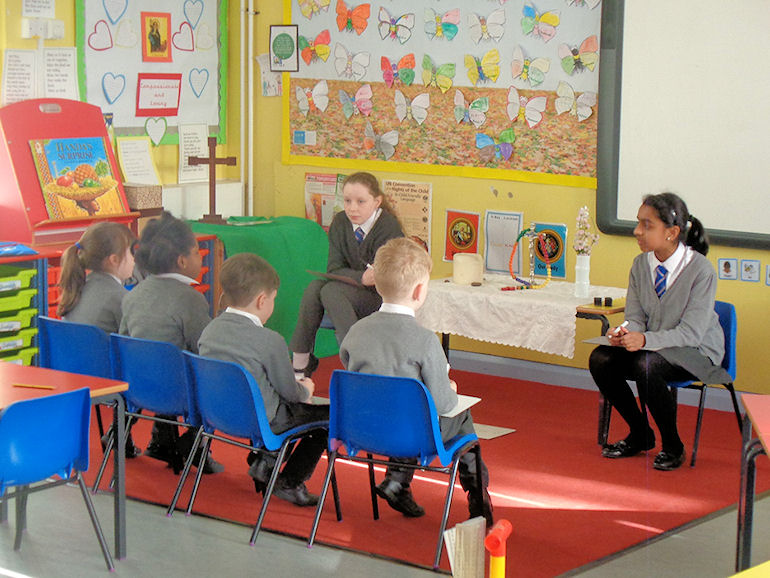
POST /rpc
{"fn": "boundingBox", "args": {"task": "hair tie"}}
[74,242,83,251]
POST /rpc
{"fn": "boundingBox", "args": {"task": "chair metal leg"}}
[92,425,116,492]
[94,403,106,442]
[308,451,338,548]
[691,386,708,467]
[167,426,204,517]
[434,461,461,569]
[737,421,765,572]
[726,383,745,433]
[13,485,29,551]
[184,436,213,515]
[250,439,294,545]
[77,473,115,571]
[367,454,379,520]
[330,467,342,522]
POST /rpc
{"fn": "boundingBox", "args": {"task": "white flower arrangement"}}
[573,206,599,255]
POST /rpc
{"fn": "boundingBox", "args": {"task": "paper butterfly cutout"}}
[558,35,598,75]
[334,43,370,80]
[364,121,399,160]
[506,87,547,129]
[394,90,430,125]
[298,0,331,20]
[465,49,500,86]
[299,30,331,65]
[296,80,330,116]
[555,81,597,121]
[521,3,560,42]
[467,9,506,44]
[511,45,550,87]
[378,7,415,44]
[339,84,373,119]
[424,8,459,41]
[422,54,455,93]
[454,90,489,128]
[381,54,416,88]
[336,0,370,35]
[566,0,601,8]
[476,129,516,162]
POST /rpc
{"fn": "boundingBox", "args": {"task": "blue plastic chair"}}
[168,351,339,545]
[307,370,482,569]
[0,388,114,570]
[92,333,198,491]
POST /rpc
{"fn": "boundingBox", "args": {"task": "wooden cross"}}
[188,136,237,224]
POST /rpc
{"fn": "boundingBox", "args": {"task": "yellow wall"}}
[2,1,768,391]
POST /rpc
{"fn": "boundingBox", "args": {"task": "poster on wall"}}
[383,180,432,253]
[445,209,479,261]
[485,210,523,275]
[533,222,567,278]
[305,172,344,230]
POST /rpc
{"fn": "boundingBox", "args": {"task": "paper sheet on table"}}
[441,394,481,418]
[583,336,611,345]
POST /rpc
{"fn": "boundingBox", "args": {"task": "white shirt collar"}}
[225,306,263,327]
[155,272,198,286]
[352,208,382,237]
[647,242,691,287]
[108,273,123,285]
[379,302,415,317]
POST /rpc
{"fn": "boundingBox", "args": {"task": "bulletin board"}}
[283,0,602,187]
[75,0,228,146]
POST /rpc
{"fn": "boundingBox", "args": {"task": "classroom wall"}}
[2,1,768,392]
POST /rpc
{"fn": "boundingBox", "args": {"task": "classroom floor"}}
[2,483,769,577]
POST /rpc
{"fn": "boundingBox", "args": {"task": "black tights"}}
[589,346,694,454]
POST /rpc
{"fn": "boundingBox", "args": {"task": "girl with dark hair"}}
[589,192,730,471]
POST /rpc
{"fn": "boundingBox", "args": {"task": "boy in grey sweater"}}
[340,238,493,526]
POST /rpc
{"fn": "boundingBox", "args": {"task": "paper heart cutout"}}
[184,0,204,29]
[114,19,137,47]
[196,23,214,51]
[172,22,195,51]
[145,118,167,146]
[189,68,209,98]
[102,0,127,25]
[102,73,126,104]
[88,20,113,51]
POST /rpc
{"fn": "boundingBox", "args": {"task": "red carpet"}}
[87,357,770,577]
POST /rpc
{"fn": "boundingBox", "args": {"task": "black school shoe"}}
[272,479,319,507]
[601,438,656,459]
[303,353,320,378]
[653,449,686,471]
[375,480,426,518]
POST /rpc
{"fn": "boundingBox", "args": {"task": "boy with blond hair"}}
[340,238,493,526]
[198,253,328,507]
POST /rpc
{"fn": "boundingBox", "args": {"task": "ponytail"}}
[686,215,709,256]
[642,192,709,256]
[57,244,87,317]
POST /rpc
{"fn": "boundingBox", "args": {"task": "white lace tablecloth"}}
[416,275,627,359]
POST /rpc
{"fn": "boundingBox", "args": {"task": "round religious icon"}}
[448,217,476,250]
[534,229,564,263]
[272,33,295,61]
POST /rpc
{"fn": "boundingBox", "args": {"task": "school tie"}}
[654,265,668,298]
[354,227,365,244]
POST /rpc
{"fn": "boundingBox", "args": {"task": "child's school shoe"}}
[272,479,319,507]
[375,479,425,518]
[303,353,320,378]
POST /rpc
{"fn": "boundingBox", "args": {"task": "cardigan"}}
[64,271,126,333]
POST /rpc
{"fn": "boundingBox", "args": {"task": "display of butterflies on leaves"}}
[336,0,370,35]
[378,7,415,44]
[511,45,550,87]
[339,84,373,119]
[566,0,601,8]
[476,129,516,162]
[298,0,331,20]
[299,30,331,65]
[506,86,547,129]
[467,9,506,44]
[422,54,455,93]
[381,54,416,87]
[424,8,460,41]
[558,35,598,75]
[521,3,560,42]
[464,49,500,86]
[364,121,399,160]
[296,80,329,116]
[555,81,597,121]
[334,43,370,80]
[454,90,489,128]
[394,90,430,125]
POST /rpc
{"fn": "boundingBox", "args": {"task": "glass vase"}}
[574,254,591,298]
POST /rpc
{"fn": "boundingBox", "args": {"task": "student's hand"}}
[361,266,375,286]
[606,326,627,347]
[449,379,458,392]
[299,377,315,399]
[620,331,646,352]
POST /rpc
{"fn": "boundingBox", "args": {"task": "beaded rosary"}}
[501,225,552,291]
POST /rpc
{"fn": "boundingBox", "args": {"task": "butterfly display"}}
[421,54,455,93]
[339,84,373,119]
[333,43,370,80]
[381,54,416,87]
[467,9,506,44]
[454,90,489,128]
[424,8,460,41]
[298,0,332,20]
[336,0,370,35]
[299,30,331,65]
[394,90,430,125]
[511,45,550,87]
[521,3,560,42]
[566,0,601,8]
[555,81,597,121]
[296,80,329,116]
[506,86,547,129]
[364,121,399,160]
[558,35,598,75]
[476,129,516,162]
[464,49,500,86]
[378,7,415,44]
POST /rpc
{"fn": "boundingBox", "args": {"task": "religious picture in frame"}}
[270,25,299,72]
[141,12,172,63]
[533,222,567,279]
[444,209,479,261]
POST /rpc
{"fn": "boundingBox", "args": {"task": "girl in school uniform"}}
[590,192,730,471]
[290,172,404,377]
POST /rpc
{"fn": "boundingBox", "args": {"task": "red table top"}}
[742,393,770,453]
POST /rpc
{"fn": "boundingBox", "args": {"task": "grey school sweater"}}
[624,250,731,383]
[64,271,126,333]
[340,311,458,415]
[119,275,211,353]
[198,312,310,422]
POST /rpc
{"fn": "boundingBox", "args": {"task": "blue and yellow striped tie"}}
[654,265,668,298]
[354,227,365,244]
